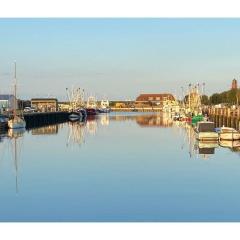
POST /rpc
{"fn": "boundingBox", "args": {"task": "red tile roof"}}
[136,93,175,102]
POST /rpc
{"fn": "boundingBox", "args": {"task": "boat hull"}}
[68,112,82,121]
[220,132,240,140]
[8,118,26,129]
[196,132,219,141]
[86,108,97,115]
[98,108,111,113]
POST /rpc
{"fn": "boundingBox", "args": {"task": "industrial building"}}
[31,98,58,112]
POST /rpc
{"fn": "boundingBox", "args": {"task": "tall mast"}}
[13,61,17,118]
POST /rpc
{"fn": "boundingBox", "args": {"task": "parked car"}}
[24,107,36,113]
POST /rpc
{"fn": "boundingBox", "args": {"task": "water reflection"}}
[108,113,173,127]
[7,128,25,194]
[67,121,86,147]
[31,125,58,135]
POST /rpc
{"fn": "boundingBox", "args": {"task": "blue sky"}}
[0,18,240,100]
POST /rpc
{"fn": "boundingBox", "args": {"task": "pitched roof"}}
[136,93,175,101]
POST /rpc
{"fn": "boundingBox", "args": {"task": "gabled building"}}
[135,93,175,105]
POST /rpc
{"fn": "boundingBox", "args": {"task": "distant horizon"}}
[1,18,240,101]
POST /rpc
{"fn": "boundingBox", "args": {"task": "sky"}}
[0,18,240,100]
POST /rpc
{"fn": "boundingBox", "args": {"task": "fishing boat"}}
[8,62,26,129]
[66,87,86,121]
[194,121,218,141]
[98,99,111,113]
[86,96,97,115]
[219,126,240,140]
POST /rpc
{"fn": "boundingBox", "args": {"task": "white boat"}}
[195,121,218,141]
[8,62,26,129]
[219,126,240,140]
[8,116,26,129]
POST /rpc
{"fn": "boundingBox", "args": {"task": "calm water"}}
[0,112,240,222]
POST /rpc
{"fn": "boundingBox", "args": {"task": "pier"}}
[207,106,240,130]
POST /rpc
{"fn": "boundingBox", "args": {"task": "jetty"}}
[5,111,69,130]
[207,106,240,130]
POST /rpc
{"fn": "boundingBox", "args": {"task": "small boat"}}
[7,62,26,129]
[86,96,98,115]
[8,116,26,129]
[68,111,82,121]
[68,108,87,121]
[195,121,218,141]
[219,126,240,140]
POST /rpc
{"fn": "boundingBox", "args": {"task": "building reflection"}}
[31,125,58,135]
[108,113,173,127]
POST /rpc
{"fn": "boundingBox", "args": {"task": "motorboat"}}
[194,121,218,141]
[219,126,240,140]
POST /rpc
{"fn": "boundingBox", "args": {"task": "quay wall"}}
[23,111,69,129]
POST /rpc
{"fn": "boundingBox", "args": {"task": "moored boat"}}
[195,121,218,141]
[219,127,240,140]
[86,96,97,115]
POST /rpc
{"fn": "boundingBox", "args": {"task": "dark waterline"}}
[0,112,240,222]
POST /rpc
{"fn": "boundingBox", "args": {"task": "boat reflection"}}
[100,114,109,126]
[67,121,86,147]
[8,128,25,138]
[182,122,218,160]
[8,128,25,194]
[86,116,97,135]
[195,141,218,160]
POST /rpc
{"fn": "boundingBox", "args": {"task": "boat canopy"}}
[197,122,215,132]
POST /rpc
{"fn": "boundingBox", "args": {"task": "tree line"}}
[199,89,240,105]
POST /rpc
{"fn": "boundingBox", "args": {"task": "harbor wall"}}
[23,111,69,129]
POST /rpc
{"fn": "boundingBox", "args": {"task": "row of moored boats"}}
[195,121,240,141]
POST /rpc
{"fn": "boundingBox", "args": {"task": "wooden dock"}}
[207,106,240,130]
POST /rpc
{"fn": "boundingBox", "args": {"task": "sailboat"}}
[8,62,26,129]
